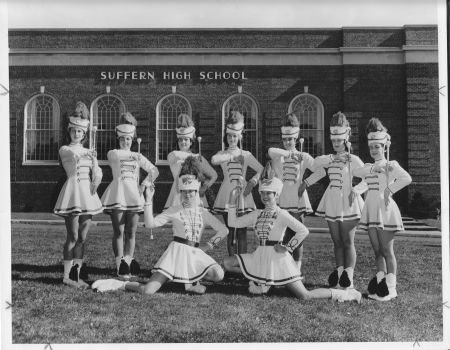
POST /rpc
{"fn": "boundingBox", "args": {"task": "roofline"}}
[7,25,438,32]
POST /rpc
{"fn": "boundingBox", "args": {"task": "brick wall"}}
[405,63,440,215]
[9,26,441,216]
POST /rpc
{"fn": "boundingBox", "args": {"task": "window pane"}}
[157,94,191,162]
[289,94,324,158]
[25,95,60,163]
[91,95,126,161]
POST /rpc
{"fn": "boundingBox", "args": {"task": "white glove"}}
[92,279,126,292]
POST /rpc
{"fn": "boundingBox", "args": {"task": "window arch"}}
[23,94,61,164]
[156,94,192,164]
[222,93,258,157]
[90,94,126,162]
[288,93,324,158]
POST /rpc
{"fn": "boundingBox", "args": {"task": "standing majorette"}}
[299,111,366,289]
[101,112,159,279]
[223,173,361,303]
[211,111,264,255]
[268,113,315,278]
[165,113,217,210]
[54,102,103,288]
[354,118,412,301]
[92,157,229,295]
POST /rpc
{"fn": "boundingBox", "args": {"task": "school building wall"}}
[8,26,440,216]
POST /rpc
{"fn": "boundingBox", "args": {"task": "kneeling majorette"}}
[223,168,362,303]
[211,111,263,255]
[299,112,366,289]
[353,118,412,301]
[54,102,103,288]
[268,113,315,278]
[101,112,159,279]
[92,157,229,295]
[164,113,217,210]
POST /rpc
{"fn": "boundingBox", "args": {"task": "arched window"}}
[156,94,192,164]
[90,94,126,162]
[288,93,324,158]
[23,94,61,164]
[222,93,258,157]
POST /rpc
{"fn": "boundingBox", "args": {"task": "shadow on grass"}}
[12,274,62,285]
[11,263,156,278]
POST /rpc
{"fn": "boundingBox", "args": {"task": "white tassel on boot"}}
[371,273,397,301]
[344,267,354,289]
[368,271,385,299]
[330,288,362,303]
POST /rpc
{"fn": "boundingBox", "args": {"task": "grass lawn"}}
[11,222,443,343]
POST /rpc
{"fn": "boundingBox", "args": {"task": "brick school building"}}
[8,26,440,216]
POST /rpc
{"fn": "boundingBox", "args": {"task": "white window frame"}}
[155,93,192,165]
[221,93,259,157]
[288,93,325,158]
[22,93,61,166]
[90,94,127,165]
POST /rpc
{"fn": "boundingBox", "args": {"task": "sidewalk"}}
[10,212,441,238]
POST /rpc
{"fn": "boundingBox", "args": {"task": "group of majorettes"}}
[55,102,411,303]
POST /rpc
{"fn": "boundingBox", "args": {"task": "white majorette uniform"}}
[211,149,263,214]
[354,130,412,231]
[149,174,229,283]
[304,153,366,221]
[268,147,315,214]
[227,179,309,285]
[354,160,411,231]
[164,151,215,209]
[150,206,228,283]
[54,143,103,216]
[101,149,158,213]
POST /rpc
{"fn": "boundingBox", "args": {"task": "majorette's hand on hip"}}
[90,182,99,196]
[274,244,288,254]
[243,180,256,197]
[198,243,211,252]
[199,184,208,197]
[298,181,307,198]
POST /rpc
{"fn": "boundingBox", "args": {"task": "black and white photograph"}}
[1,0,449,348]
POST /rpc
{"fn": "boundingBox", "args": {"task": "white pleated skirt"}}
[152,241,220,283]
[236,246,302,286]
[316,187,364,222]
[278,182,313,214]
[54,178,103,217]
[358,191,404,231]
[101,179,145,213]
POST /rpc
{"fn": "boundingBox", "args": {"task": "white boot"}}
[73,258,89,288]
[62,260,79,288]
[330,288,362,303]
[368,271,385,298]
[341,267,354,289]
[385,273,397,300]
[248,281,271,295]
[185,282,206,294]
[370,273,397,301]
